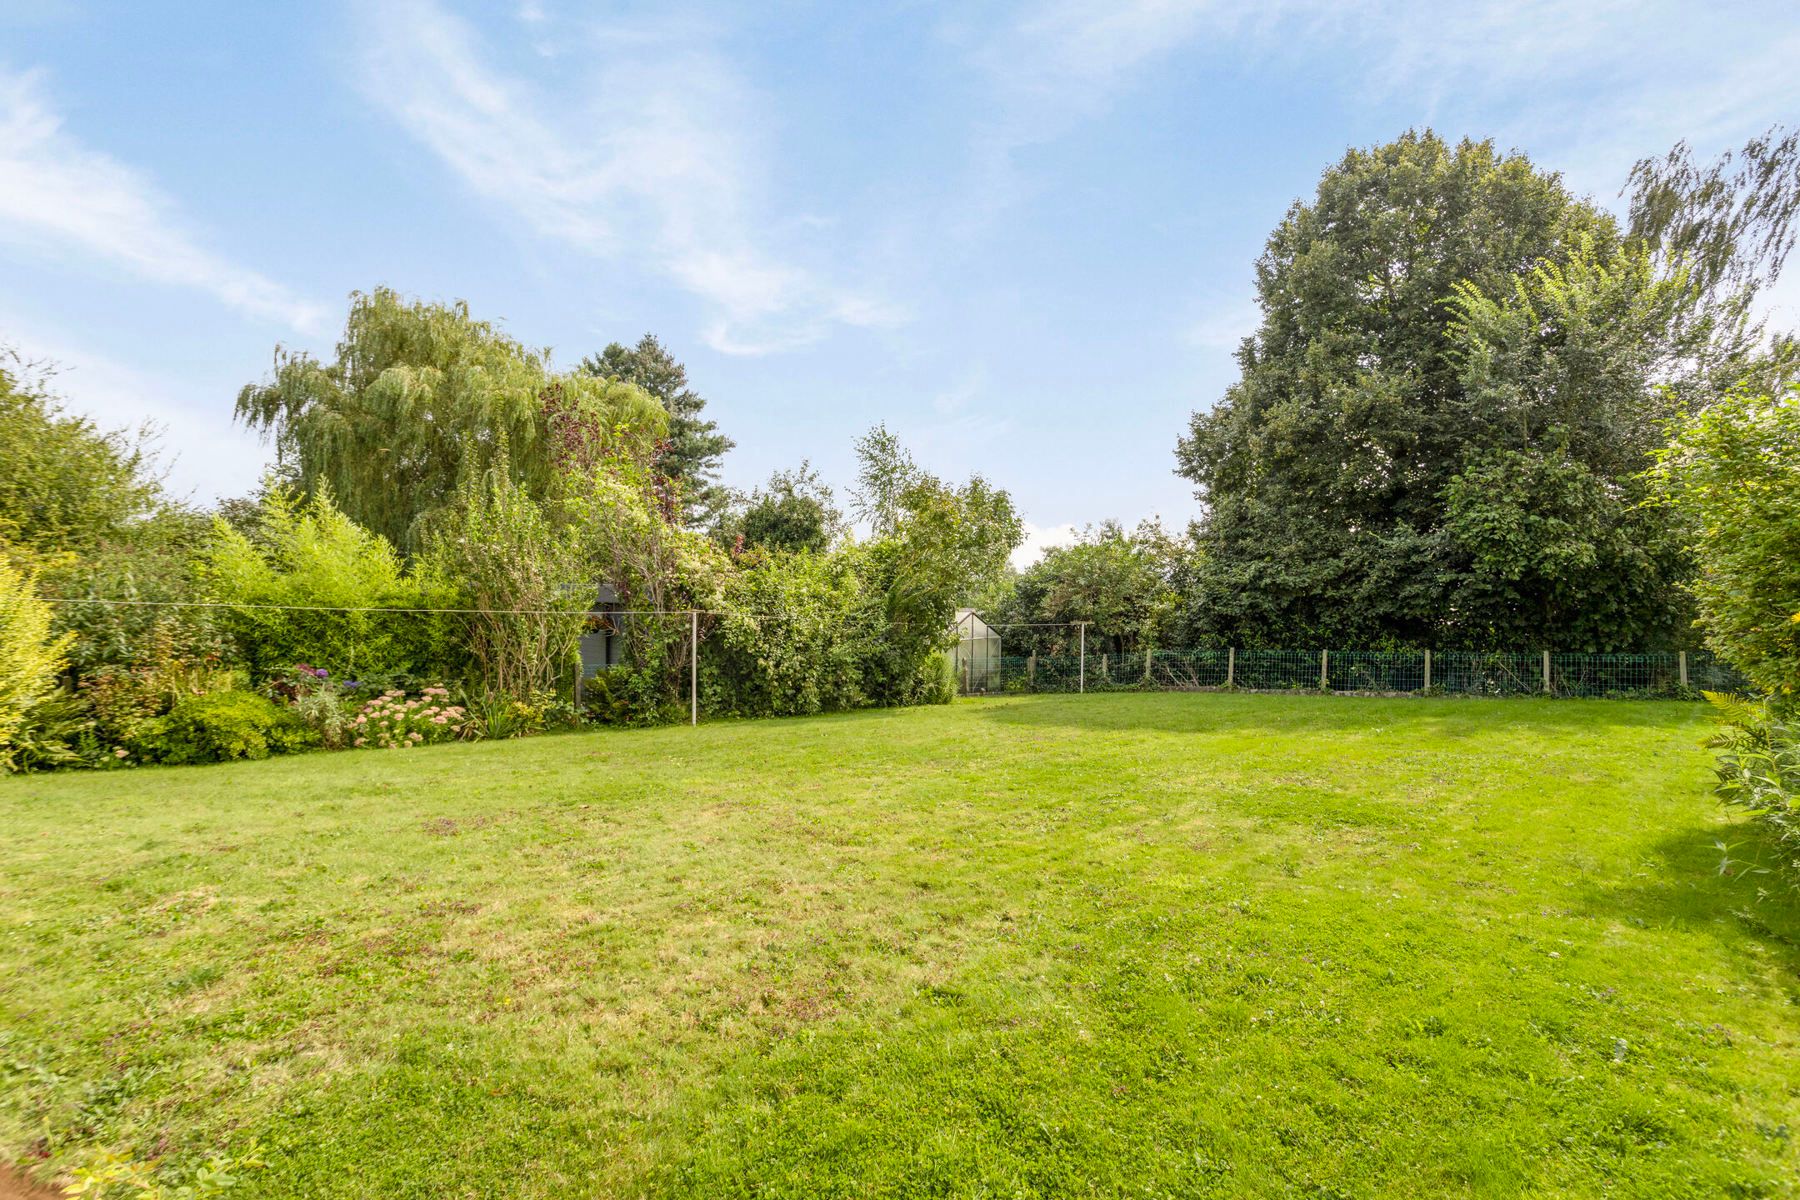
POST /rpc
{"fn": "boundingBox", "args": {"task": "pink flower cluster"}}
[350,686,467,749]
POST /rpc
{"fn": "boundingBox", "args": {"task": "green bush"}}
[204,486,462,684]
[1704,693,1800,887]
[705,548,868,717]
[130,691,319,766]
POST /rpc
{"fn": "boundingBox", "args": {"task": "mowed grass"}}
[3,694,1798,1198]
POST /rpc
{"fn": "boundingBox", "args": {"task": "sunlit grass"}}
[3,693,1796,1197]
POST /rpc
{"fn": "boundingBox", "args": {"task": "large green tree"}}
[582,334,732,526]
[237,288,664,554]
[1175,131,1741,650]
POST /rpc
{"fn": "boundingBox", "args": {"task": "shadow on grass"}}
[1583,819,1800,985]
[963,690,1705,737]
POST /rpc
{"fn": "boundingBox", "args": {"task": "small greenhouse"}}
[948,609,1002,693]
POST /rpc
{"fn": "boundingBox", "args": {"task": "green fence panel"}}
[966,646,1753,699]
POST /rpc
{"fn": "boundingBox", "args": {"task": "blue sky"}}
[4,1,1799,563]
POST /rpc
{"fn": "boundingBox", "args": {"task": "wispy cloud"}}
[358,0,901,355]
[0,67,324,333]
[962,0,1800,222]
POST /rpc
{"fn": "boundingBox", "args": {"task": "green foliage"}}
[1629,124,1800,302]
[0,351,165,560]
[0,551,77,773]
[579,667,682,728]
[129,691,318,765]
[1702,692,1800,888]
[422,445,589,705]
[204,485,459,683]
[706,548,867,716]
[42,507,221,678]
[236,288,665,553]
[732,462,840,554]
[1177,131,1738,650]
[849,423,918,537]
[998,520,1181,655]
[1650,385,1800,695]
[6,688,90,773]
[582,334,732,526]
[846,434,1022,704]
[561,449,729,720]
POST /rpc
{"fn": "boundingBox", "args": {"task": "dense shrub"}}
[706,548,868,717]
[1650,384,1800,696]
[1704,694,1800,886]
[1,551,77,772]
[43,511,222,678]
[130,692,318,765]
[205,486,462,683]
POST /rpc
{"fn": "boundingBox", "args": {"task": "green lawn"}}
[3,693,1797,1198]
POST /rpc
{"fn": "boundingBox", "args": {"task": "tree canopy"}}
[1174,131,1747,650]
[734,462,841,554]
[0,352,166,562]
[237,288,665,554]
[582,334,732,526]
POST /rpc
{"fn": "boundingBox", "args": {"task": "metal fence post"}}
[1423,649,1431,693]
[1320,649,1329,691]
[1542,649,1551,695]
[1078,623,1086,694]
[1679,650,1689,688]
[1226,646,1235,688]
[690,609,699,725]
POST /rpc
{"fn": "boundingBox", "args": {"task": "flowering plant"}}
[350,685,468,749]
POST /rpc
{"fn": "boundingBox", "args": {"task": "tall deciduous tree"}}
[582,334,732,526]
[237,288,664,554]
[1174,131,1738,650]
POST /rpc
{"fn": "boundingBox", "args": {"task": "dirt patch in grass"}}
[0,1166,62,1200]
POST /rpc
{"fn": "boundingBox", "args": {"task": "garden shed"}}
[578,585,627,676]
[949,608,1001,693]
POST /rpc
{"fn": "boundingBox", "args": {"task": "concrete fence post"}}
[1320,649,1329,691]
[1542,649,1551,695]
[1423,649,1432,693]
[1679,650,1689,689]
[1226,646,1235,688]
[1028,650,1037,691]
[1078,623,1087,694]
[1144,646,1152,683]
[690,609,699,726]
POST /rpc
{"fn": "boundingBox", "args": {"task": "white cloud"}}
[1011,520,1079,570]
[966,1,1800,226]
[0,67,325,333]
[2,317,270,504]
[358,0,902,355]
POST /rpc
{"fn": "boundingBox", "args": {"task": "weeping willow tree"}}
[236,287,666,554]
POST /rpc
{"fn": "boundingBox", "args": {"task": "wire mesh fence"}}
[960,643,1749,700]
